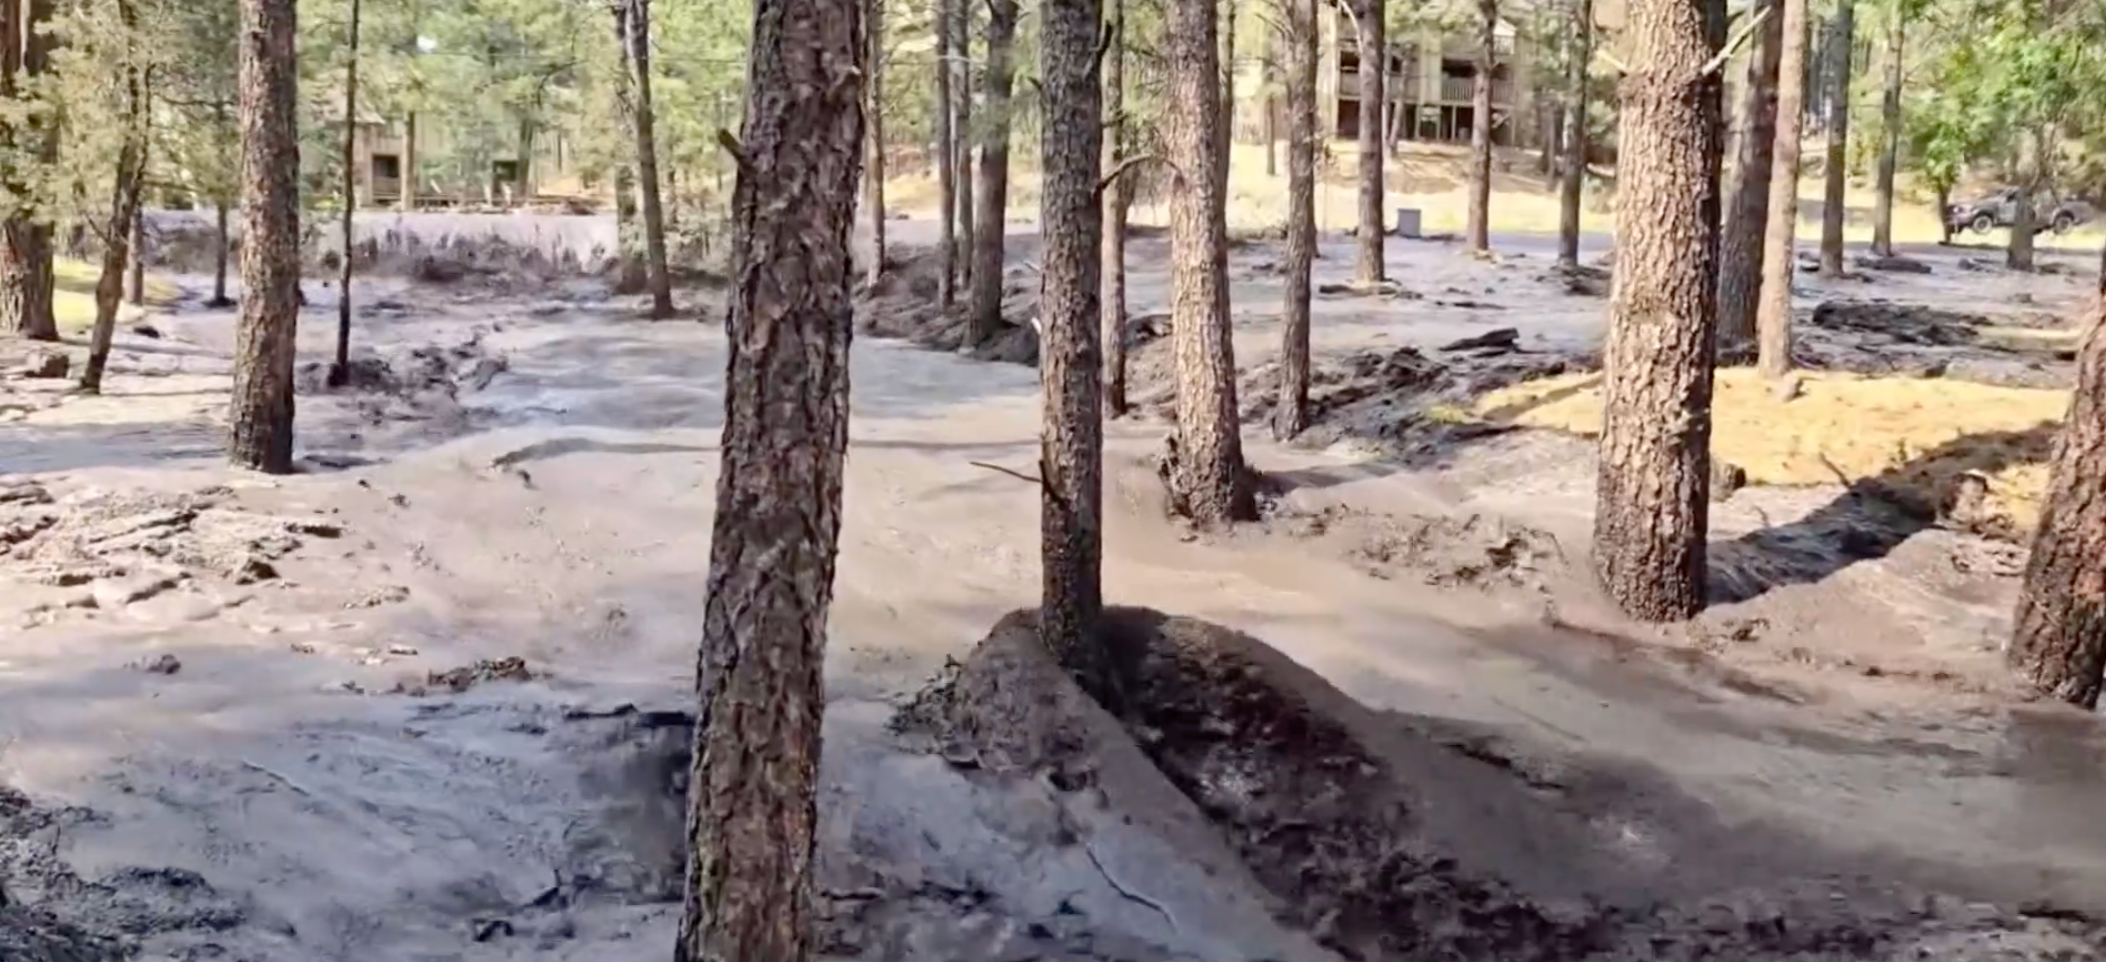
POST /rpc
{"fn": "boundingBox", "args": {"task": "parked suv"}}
[1947,187,2096,235]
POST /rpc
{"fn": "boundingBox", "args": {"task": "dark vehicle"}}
[1947,188,2097,235]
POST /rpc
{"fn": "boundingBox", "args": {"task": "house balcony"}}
[1438,35,1515,60]
[1437,75,1515,104]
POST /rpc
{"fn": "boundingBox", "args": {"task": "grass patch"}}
[1476,369,2069,535]
[50,258,179,333]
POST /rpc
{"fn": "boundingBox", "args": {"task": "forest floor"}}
[0,216,2104,960]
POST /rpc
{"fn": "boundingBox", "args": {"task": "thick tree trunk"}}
[935,0,957,305]
[402,110,418,210]
[1101,0,1129,417]
[1591,0,1723,621]
[1038,0,1105,695]
[1166,0,1255,525]
[1755,0,1807,378]
[229,0,301,474]
[672,0,861,951]
[1352,0,1384,282]
[0,0,55,342]
[967,0,1018,345]
[1870,8,1901,256]
[1555,0,1592,269]
[1277,0,1316,440]
[1815,0,1851,276]
[329,0,361,388]
[954,1,975,290]
[80,28,146,397]
[864,0,887,285]
[609,3,648,294]
[1464,0,1497,253]
[626,0,676,317]
[2008,309,2106,707]
[1716,0,1782,352]
[211,198,233,307]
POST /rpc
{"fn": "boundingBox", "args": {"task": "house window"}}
[372,154,401,181]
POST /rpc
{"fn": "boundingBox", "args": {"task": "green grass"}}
[50,258,180,333]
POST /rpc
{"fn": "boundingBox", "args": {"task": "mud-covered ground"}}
[1,217,2104,960]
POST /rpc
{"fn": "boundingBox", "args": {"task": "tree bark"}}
[864,0,887,286]
[1815,0,1851,276]
[967,0,1018,345]
[935,0,957,305]
[1263,35,1278,177]
[609,3,647,293]
[402,110,418,210]
[1352,0,1384,282]
[329,0,361,388]
[1217,0,1237,196]
[2009,128,2039,272]
[1870,6,1901,257]
[1591,0,1723,622]
[211,198,233,307]
[79,7,146,397]
[0,0,56,342]
[1167,0,1255,525]
[1555,0,1592,269]
[1754,0,1807,378]
[1038,0,1105,696]
[674,0,861,954]
[1277,0,1316,440]
[229,0,301,474]
[126,204,145,306]
[626,0,676,317]
[1464,0,1497,253]
[1716,0,1782,351]
[954,0,975,290]
[1101,0,1130,417]
[2008,309,2106,707]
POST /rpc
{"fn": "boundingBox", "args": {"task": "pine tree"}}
[1716,0,1780,351]
[967,0,1018,345]
[1464,0,1498,254]
[1590,0,1724,620]
[228,0,301,474]
[1351,0,1384,282]
[1276,0,1316,439]
[1816,0,1853,276]
[1754,0,1807,378]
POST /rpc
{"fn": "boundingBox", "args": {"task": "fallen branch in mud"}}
[969,461,1044,487]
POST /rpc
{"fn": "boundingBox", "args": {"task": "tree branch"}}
[1092,18,1116,72]
[714,129,749,172]
[1097,154,1159,195]
[970,460,1045,486]
[1700,3,1772,76]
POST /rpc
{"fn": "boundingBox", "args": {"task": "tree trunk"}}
[1870,7,1901,257]
[967,0,1018,345]
[864,0,887,285]
[329,0,361,388]
[1815,0,1851,276]
[1555,0,1592,269]
[0,0,55,342]
[1352,0,1384,282]
[1263,36,1278,177]
[1591,0,1723,622]
[1277,0,1316,440]
[954,0,975,290]
[517,117,535,201]
[1038,0,1105,695]
[1935,183,1951,244]
[402,110,418,210]
[80,0,146,396]
[672,0,861,952]
[1754,0,1807,378]
[1716,0,1782,352]
[211,198,232,307]
[626,0,676,317]
[229,0,301,474]
[935,0,956,305]
[2008,309,2106,707]
[1464,0,1496,253]
[2009,128,2039,272]
[126,205,145,306]
[1217,0,1237,196]
[608,5,650,295]
[1101,0,1129,417]
[1166,0,1255,525]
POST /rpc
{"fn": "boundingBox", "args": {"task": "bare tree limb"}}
[1700,3,1773,76]
[970,460,1046,485]
[1097,154,1160,195]
[714,129,750,172]
[1092,18,1115,71]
